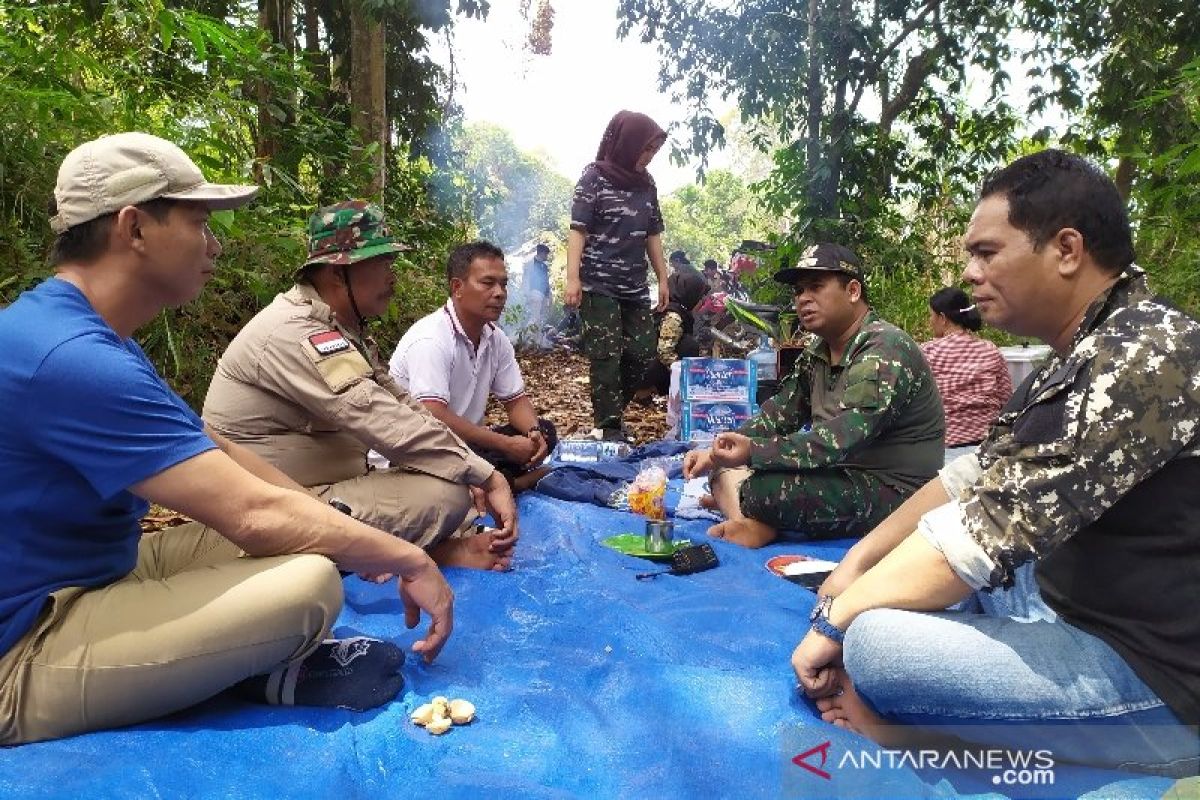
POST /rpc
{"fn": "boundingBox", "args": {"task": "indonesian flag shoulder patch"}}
[308,330,351,356]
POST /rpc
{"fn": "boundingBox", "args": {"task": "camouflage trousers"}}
[714,465,905,538]
[579,292,653,431]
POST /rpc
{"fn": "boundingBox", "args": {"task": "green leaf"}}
[187,23,207,61]
[157,9,175,52]
[1176,147,1200,177]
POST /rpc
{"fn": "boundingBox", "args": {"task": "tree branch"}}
[848,0,941,114]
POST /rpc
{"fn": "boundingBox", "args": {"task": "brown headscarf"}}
[591,110,667,191]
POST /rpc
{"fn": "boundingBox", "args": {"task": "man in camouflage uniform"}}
[203,201,518,571]
[683,243,945,548]
[792,151,1199,775]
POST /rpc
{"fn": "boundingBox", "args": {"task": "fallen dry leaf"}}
[485,350,668,443]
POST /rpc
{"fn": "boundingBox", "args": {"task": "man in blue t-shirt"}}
[0,133,456,745]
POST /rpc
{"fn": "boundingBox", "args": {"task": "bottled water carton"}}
[680,357,757,402]
[680,401,756,442]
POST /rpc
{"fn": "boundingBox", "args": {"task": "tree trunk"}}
[303,0,327,100]
[350,0,387,199]
[804,0,823,212]
[254,0,291,178]
[1114,123,1137,201]
[821,0,854,218]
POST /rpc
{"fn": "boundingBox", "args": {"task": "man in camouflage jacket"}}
[204,201,518,571]
[791,150,1199,776]
[683,243,945,548]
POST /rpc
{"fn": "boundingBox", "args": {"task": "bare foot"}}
[699,493,718,510]
[430,530,513,571]
[707,517,778,548]
[813,669,907,747]
[512,466,551,493]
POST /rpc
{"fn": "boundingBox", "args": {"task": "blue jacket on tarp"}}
[536,441,690,507]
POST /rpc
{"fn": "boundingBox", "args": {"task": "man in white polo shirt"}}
[389,241,557,492]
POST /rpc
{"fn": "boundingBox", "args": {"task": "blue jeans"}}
[843,565,1199,777]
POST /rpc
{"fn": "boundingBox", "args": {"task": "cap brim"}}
[162,182,260,210]
[773,265,860,284]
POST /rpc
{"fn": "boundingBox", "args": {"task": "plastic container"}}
[999,344,1052,388]
[748,334,777,382]
[556,440,632,463]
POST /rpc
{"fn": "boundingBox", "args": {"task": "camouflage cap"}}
[302,199,408,269]
[773,243,863,285]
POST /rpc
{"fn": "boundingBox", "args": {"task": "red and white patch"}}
[308,330,351,355]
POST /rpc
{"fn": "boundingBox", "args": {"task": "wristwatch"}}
[809,595,846,644]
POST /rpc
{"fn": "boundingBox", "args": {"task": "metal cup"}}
[644,520,675,554]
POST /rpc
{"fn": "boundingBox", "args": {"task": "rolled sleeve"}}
[918,501,997,590]
[939,453,983,500]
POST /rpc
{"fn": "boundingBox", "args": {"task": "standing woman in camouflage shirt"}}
[565,110,670,441]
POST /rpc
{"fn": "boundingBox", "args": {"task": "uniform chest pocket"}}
[1009,359,1089,445]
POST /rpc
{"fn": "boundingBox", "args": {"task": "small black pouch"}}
[669,543,719,575]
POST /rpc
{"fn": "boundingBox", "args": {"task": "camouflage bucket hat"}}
[302,199,408,268]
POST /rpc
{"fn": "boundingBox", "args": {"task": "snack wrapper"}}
[618,463,669,521]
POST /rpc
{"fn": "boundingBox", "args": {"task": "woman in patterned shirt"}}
[920,287,1013,448]
[565,110,670,441]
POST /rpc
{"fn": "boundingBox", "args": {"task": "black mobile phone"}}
[785,570,832,590]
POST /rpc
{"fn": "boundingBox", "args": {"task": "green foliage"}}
[619,0,1200,334]
[1132,55,1200,315]
[659,169,775,266]
[0,0,481,408]
[449,121,571,251]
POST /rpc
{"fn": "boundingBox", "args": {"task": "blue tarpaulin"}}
[0,491,1175,799]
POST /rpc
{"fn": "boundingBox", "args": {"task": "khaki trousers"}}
[312,467,478,548]
[0,523,343,745]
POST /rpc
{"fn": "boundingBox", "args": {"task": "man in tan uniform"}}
[203,200,517,571]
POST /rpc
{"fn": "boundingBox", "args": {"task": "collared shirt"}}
[202,284,493,488]
[388,299,525,425]
[920,267,1200,724]
[920,332,1013,446]
[739,309,945,493]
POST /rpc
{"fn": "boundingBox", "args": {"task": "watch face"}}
[809,595,828,623]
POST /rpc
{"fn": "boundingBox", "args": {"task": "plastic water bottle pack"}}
[556,440,632,463]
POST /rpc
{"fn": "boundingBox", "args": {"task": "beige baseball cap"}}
[50,132,259,234]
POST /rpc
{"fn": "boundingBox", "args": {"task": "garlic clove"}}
[426,716,452,735]
[448,699,476,725]
[410,703,435,726]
